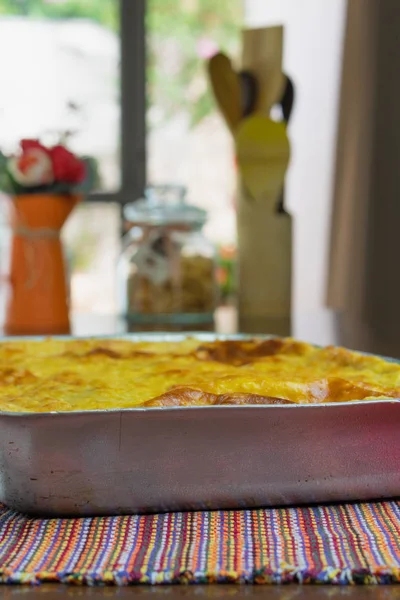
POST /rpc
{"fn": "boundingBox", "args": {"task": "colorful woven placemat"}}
[0,501,400,585]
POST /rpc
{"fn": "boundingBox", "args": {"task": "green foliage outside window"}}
[147,0,242,127]
[0,0,242,128]
[0,0,118,29]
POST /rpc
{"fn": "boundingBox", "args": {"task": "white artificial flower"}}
[7,148,54,187]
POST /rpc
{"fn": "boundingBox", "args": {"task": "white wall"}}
[245,0,347,313]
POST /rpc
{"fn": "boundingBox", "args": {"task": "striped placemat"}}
[1,501,400,585]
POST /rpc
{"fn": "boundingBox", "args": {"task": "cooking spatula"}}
[242,26,286,116]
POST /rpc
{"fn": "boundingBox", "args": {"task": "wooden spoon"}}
[207,52,242,134]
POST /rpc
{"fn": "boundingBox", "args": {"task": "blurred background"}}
[0,0,399,356]
[0,0,240,313]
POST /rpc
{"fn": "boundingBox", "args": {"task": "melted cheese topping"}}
[0,337,398,413]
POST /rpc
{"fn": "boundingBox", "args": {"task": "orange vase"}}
[4,194,80,336]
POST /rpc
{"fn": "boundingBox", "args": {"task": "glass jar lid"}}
[123,185,207,227]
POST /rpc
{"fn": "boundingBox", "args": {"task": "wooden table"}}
[71,307,340,347]
[1,584,400,598]
[2,309,396,597]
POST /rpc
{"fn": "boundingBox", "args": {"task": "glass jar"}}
[118,185,217,332]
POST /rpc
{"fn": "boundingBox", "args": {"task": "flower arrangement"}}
[0,139,98,196]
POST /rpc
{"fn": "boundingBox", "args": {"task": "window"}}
[0,0,241,315]
[0,0,145,314]
[0,0,121,192]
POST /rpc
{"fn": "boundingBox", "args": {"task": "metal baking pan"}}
[0,334,399,517]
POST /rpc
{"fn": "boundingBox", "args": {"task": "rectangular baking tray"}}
[0,333,399,517]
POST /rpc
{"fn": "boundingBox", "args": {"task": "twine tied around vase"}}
[13,226,61,290]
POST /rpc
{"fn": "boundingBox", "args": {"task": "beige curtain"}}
[327,0,400,358]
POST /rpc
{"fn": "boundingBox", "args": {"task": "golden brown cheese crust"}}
[0,337,398,412]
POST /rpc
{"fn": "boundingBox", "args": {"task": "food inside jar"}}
[128,254,216,315]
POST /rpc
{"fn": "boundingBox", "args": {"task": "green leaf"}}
[0,153,18,194]
[73,157,100,194]
[190,91,215,128]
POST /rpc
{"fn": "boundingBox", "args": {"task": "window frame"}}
[88,0,146,205]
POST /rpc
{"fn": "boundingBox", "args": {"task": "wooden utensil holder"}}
[237,26,292,336]
[237,183,292,335]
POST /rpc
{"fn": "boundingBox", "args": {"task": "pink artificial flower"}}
[20,139,50,155]
[196,38,218,59]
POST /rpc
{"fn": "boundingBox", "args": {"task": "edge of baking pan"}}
[0,398,399,419]
[0,332,398,417]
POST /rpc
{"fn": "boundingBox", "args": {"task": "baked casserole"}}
[0,337,399,412]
